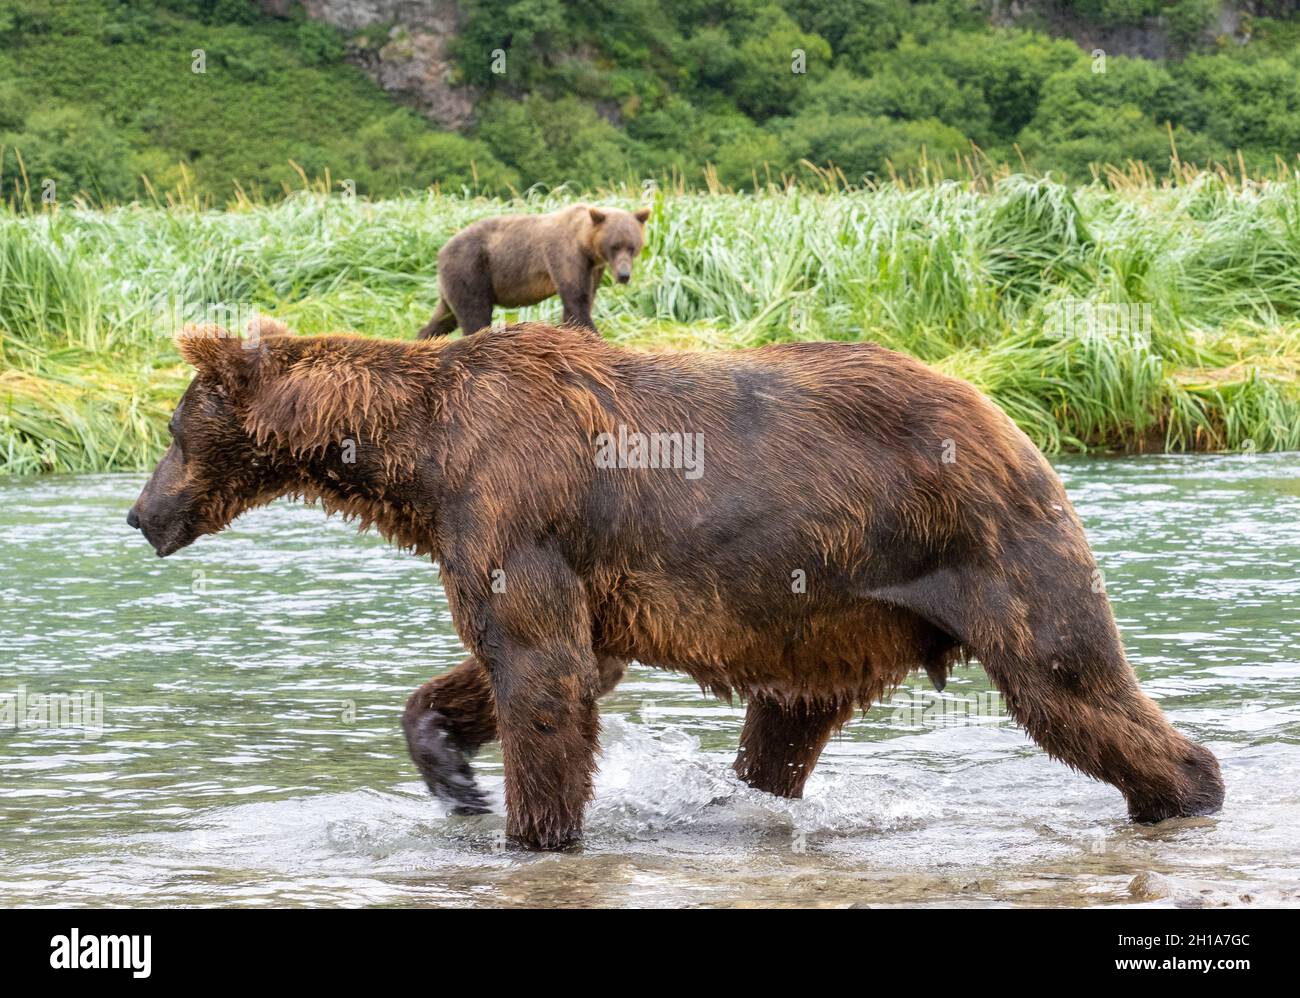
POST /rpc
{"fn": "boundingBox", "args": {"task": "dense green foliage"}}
[3,177,1298,473]
[2,0,1299,201]
[0,0,513,202]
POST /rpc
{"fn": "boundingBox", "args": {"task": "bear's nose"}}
[616,272,631,284]
[126,507,140,530]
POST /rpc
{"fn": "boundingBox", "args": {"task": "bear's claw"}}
[405,709,491,815]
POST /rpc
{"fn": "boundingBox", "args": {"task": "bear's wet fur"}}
[417,204,650,339]
[129,320,1225,849]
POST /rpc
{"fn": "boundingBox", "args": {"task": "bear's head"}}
[127,323,296,556]
[587,206,651,284]
[128,319,432,556]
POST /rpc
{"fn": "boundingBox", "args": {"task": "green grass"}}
[2,171,1299,474]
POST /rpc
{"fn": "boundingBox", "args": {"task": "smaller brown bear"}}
[416,204,650,338]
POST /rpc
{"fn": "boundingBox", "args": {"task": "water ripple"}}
[1,456,1297,907]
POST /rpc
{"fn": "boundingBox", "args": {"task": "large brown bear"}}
[416,204,650,339]
[128,321,1224,849]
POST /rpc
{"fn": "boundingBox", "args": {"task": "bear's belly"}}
[494,271,557,308]
[592,593,954,706]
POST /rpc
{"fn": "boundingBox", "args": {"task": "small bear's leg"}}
[452,301,495,337]
[402,656,496,814]
[438,266,495,336]
[555,261,598,332]
[559,292,596,332]
[416,299,459,339]
[733,696,855,798]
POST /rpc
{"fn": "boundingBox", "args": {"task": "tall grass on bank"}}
[2,172,1299,474]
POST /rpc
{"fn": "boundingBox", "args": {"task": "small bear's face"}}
[588,207,650,284]
[127,337,289,556]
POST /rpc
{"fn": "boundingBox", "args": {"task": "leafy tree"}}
[2,105,137,201]
[1167,0,1217,48]
[453,0,570,88]
[777,110,970,181]
[0,78,32,130]
[1019,95,1228,176]
[3,0,1300,199]
[1175,53,1300,152]
[352,111,519,192]
[474,95,637,189]
[712,128,790,186]
[729,6,832,119]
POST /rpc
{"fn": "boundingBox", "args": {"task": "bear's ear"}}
[588,207,607,225]
[634,208,651,224]
[178,327,244,379]
[245,315,290,339]
[177,317,296,393]
[177,325,258,393]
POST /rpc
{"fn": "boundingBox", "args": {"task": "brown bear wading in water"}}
[417,205,650,338]
[129,321,1225,850]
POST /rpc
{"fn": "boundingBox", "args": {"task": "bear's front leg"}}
[402,655,496,815]
[550,253,598,332]
[558,290,596,333]
[493,636,601,848]
[452,548,602,849]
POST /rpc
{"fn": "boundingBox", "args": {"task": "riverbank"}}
[2,174,1299,474]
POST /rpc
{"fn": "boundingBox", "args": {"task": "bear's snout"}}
[126,497,189,557]
[615,267,632,283]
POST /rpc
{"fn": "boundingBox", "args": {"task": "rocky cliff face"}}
[987,1,1287,59]
[261,0,476,128]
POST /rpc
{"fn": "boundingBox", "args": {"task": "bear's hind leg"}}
[402,656,496,815]
[872,530,1224,821]
[980,643,1224,822]
[416,299,459,339]
[982,539,1225,821]
[433,257,496,336]
[733,696,854,798]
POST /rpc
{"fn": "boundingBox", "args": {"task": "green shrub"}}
[296,20,345,67]
[351,111,519,192]
[1,105,137,202]
[4,181,1297,472]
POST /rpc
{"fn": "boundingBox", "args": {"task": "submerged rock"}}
[1126,870,1173,901]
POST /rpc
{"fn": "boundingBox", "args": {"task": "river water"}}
[0,455,1296,907]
